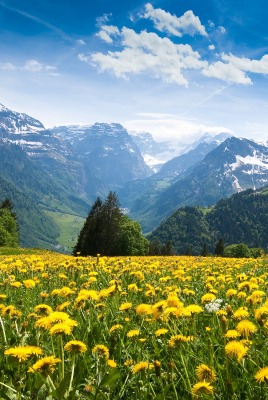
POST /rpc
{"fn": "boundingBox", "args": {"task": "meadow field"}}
[0,252,268,399]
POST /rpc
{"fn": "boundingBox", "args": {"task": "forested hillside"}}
[148,186,268,255]
[0,199,19,247]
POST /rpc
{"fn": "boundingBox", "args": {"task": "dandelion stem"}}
[67,356,76,395]
[0,316,7,344]
[0,381,17,393]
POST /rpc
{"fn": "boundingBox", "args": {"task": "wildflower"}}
[92,345,109,359]
[201,293,217,304]
[225,330,240,339]
[64,340,87,354]
[195,364,216,382]
[119,302,132,311]
[255,367,268,383]
[109,324,123,334]
[204,299,223,313]
[49,322,74,335]
[132,361,153,374]
[226,289,237,298]
[136,304,152,315]
[233,307,249,321]
[35,316,52,330]
[168,334,194,347]
[127,329,140,338]
[225,340,248,362]
[34,304,53,315]
[192,381,214,397]
[28,356,61,375]
[155,328,168,336]
[107,359,117,368]
[5,346,43,362]
[184,304,203,315]
[56,301,71,311]
[236,320,257,338]
[23,279,36,288]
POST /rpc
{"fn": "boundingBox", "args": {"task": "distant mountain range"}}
[0,102,268,250]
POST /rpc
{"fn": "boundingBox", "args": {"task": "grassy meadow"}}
[0,252,268,399]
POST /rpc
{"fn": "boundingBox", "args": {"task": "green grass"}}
[0,247,50,255]
[45,211,84,253]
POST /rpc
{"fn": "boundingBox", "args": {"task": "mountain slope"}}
[148,186,268,255]
[130,137,268,232]
[0,174,59,248]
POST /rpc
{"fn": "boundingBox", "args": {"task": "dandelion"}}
[34,304,53,315]
[195,364,216,382]
[255,367,268,383]
[233,307,249,321]
[28,356,61,375]
[155,328,169,336]
[225,330,240,339]
[132,361,153,374]
[168,334,194,347]
[49,322,74,336]
[119,302,132,311]
[5,346,43,362]
[23,279,36,288]
[64,340,87,354]
[127,329,140,337]
[136,304,152,315]
[107,359,117,368]
[225,340,248,362]
[92,345,109,359]
[192,381,214,397]
[109,324,123,334]
[236,320,257,338]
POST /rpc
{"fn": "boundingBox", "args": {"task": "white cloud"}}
[76,39,86,45]
[218,26,226,34]
[0,62,17,71]
[124,113,233,144]
[96,13,112,27]
[202,60,252,84]
[96,25,120,44]
[208,44,215,51]
[202,53,268,84]
[0,59,58,76]
[81,27,207,86]
[141,3,207,37]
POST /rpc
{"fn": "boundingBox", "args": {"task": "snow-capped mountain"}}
[0,103,44,134]
[127,137,268,232]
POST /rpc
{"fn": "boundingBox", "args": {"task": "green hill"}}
[148,186,268,255]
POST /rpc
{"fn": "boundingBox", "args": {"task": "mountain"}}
[129,131,178,171]
[127,137,268,232]
[148,186,268,255]
[0,104,154,248]
[0,174,59,248]
[118,132,231,211]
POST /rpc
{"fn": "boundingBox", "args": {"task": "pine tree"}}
[214,238,224,256]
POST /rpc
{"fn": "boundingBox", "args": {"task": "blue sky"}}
[1,0,268,145]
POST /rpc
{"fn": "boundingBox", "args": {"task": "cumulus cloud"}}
[140,3,207,37]
[96,25,120,44]
[202,53,268,84]
[80,27,207,86]
[0,59,58,76]
[124,113,233,144]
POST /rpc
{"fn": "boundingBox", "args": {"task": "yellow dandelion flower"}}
[64,340,87,354]
[132,361,153,374]
[226,289,237,298]
[236,320,257,338]
[225,330,240,339]
[107,359,117,368]
[195,364,216,382]
[34,304,53,315]
[92,345,109,359]
[168,334,194,347]
[49,322,74,335]
[201,293,216,303]
[5,346,43,362]
[109,324,123,334]
[135,304,152,315]
[184,304,203,315]
[23,279,36,288]
[192,381,214,397]
[127,329,140,338]
[155,328,169,336]
[56,301,71,311]
[233,307,249,321]
[35,316,52,330]
[119,302,132,311]
[255,306,268,322]
[225,340,248,362]
[28,356,61,375]
[255,367,268,383]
